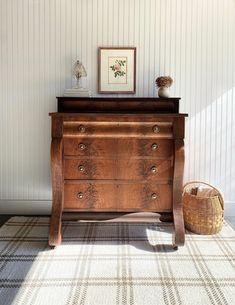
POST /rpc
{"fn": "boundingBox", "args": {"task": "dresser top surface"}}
[56,96,181,101]
[49,112,188,117]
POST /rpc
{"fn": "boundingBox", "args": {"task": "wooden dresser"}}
[49,97,188,249]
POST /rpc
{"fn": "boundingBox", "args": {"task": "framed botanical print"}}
[98,47,136,94]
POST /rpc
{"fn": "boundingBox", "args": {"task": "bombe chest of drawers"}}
[49,97,188,249]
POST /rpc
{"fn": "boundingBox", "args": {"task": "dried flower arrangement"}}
[155,76,173,88]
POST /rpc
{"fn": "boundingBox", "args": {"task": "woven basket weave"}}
[183,181,224,234]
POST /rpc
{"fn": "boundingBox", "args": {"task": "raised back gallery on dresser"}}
[49,97,188,249]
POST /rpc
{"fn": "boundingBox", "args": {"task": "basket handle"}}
[183,181,224,210]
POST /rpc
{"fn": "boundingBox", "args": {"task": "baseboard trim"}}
[0,200,234,216]
[224,201,235,216]
[0,200,52,215]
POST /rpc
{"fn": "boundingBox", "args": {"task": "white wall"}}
[0,0,234,214]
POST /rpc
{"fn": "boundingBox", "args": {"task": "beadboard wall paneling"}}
[0,0,234,212]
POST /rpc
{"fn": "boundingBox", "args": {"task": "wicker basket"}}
[183,181,224,234]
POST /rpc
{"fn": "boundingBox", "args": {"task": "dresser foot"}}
[49,216,62,246]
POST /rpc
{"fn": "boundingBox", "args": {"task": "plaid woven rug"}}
[0,217,234,305]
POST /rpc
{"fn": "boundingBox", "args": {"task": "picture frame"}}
[98,47,136,94]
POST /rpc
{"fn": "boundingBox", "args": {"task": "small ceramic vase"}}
[158,87,170,98]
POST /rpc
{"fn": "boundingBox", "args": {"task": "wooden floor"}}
[0,215,235,230]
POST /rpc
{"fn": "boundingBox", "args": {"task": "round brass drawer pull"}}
[77,192,84,199]
[79,143,86,150]
[151,143,158,150]
[151,193,158,200]
[78,165,85,172]
[78,125,86,133]
[153,125,160,133]
[151,166,158,173]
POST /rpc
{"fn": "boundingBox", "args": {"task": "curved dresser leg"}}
[49,138,63,246]
[172,139,185,249]
[172,207,185,250]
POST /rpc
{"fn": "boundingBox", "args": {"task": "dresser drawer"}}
[64,181,172,212]
[63,121,173,138]
[64,138,173,158]
[64,158,173,181]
